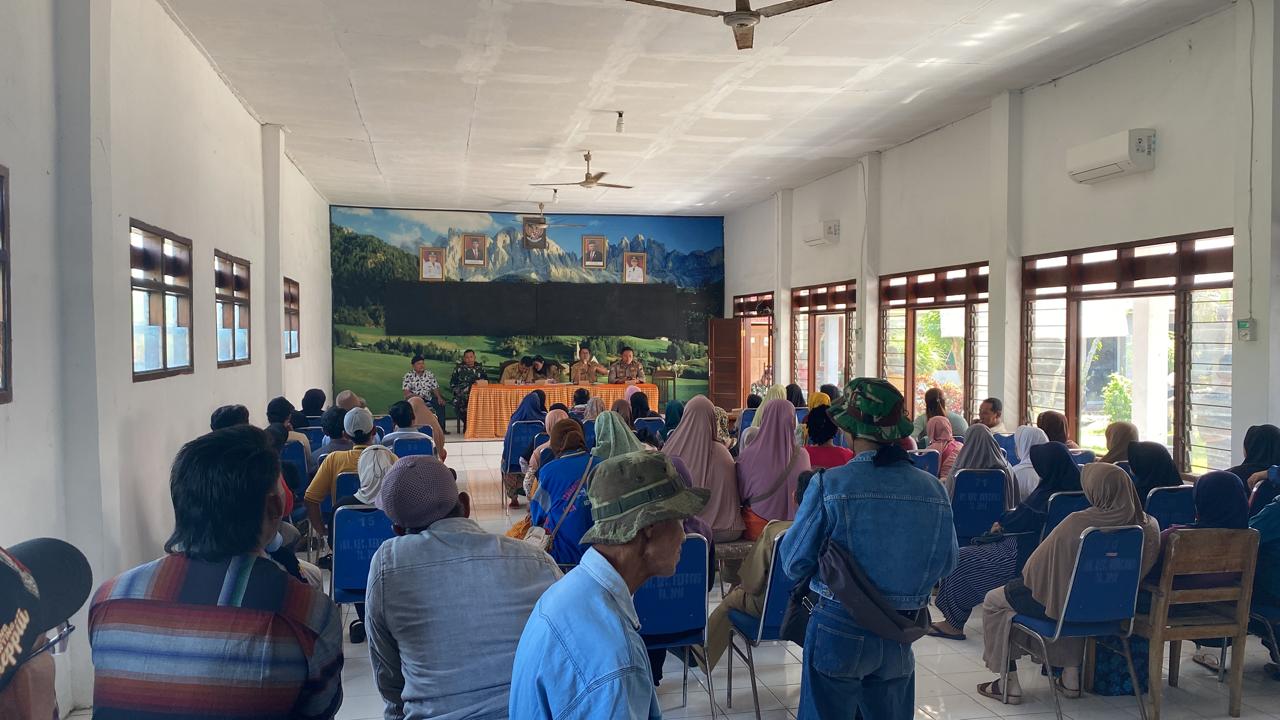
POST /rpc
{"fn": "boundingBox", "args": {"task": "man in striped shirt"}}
[90,425,344,719]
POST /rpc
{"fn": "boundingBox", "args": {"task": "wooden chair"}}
[1130,528,1260,720]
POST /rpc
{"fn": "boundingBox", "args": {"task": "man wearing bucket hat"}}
[780,378,957,719]
[509,450,709,719]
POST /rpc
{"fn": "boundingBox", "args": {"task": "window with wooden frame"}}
[215,251,251,367]
[283,277,300,358]
[130,222,194,381]
[791,281,856,395]
[732,291,774,319]
[733,292,775,393]
[878,263,989,421]
[0,165,10,402]
[1021,230,1233,472]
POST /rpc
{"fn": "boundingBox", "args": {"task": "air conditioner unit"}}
[803,219,841,247]
[1067,129,1155,184]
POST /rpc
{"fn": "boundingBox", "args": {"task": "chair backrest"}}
[299,426,326,448]
[373,415,395,437]
[954,435,966,443]
[795,407,809,423]
[1043,491,1090,541]
[393,437,435,457]
[335,472,361,500]
[1145,485,1196,530]
[1115,460,1134,480]
[532,432,550,450]
[538,447,555,468]
[417,424,434,438]
[634,534,709,639]
[281,440,307,481]
[752,525,795,642]
[1151,528,1259,603]
[833,431,849,449]
[908,449,940,477]
[634,417,665,437]
[583,420,596,448]
[1055,526,1146,633]
[951,469,1008,544]
[994,432,1018,465]
[1069,449,1096,466]
[738,408,756,431]
[503,421,545,472]
[304,415,323,427]
[331,506,395,599]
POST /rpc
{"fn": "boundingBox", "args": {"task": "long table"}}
[464,383,659,439]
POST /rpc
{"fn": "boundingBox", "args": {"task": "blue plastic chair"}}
[634,534,713,713]
[908,449,940,477]
[954,435,966,443]
[738,408,757,431]
[583,420,596,449]
[393,437,435,457]
[1002,526,1148,720]
[298,426,325,448]
[304,415,323,427]
[330,505,395,604]
[417,424,434,438]
[1042,491,1090,541]
[1145,485,1195,530]
[727,523,795,718]
[795,407,809,423]
[503,421,545,473]
[373,415,395,437]
[538,447,555,468]
[321,472,362,517]
[634,417,665,437]
[1069,449,1096,466]
[1115,460,1135,480]
[952,469,1008,546]
[995,433,1018,465]
[281,440,308,484]
[531,432,550,451]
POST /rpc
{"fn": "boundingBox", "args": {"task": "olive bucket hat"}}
[830,377,916,442]
[581,450,709,545]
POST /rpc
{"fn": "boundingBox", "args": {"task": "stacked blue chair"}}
[393,437,435,458]
[1002,526,1148,720]
[373,415,395,437]
[503,421,545,474]
[952,469,1008,546]
[726,524,795,718]
[908,449,940,477]
[795,407,808,423]
[1145,485,1195,530]
[330,506,395,605]
[1042,491,1089,541]
[994,433,1018,465]
[1069,449,1096,466]
[583,420,596,448]
[634,534,712,712]
[298,426,326,448]
[634,417,665,437]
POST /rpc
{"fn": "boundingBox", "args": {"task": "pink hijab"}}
[624,384,642,402]
[927,416,963,479]
[529,409,569,472]
[663,396,744,541]
[737,398,811,523]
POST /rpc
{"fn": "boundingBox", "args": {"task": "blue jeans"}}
[798,598,917,720]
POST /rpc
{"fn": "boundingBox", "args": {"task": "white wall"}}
[723,194,778,306]
[281,157,333,402]
[789,165,865,288]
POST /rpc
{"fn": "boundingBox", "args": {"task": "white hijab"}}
[1011,425,1049,500]
[356,445,397,505]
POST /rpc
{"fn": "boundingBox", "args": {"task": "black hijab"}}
[630,391,656,420]
[1025,442,1082,511]
[1231,424,1280,516]
[1128,441,1183,500]
[785,384,806,408]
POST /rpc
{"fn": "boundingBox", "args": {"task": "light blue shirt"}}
[509,547,662,719]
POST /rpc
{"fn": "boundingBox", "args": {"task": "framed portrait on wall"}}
[419,247,445,282]
[522,218,548,250]
[461,234,487,267]
[581,235,607,268]
[622,252,646,284]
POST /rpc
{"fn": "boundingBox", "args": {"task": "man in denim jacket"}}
[781,378,958,719]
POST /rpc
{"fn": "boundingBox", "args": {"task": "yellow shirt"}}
[304,445,396,503]
[501,363,534,384]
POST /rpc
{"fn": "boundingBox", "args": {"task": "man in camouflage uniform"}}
[607,347,645,384]
[449,349,489,430]
[569,346,608,384]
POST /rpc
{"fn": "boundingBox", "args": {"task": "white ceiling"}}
[162,0,1228,215]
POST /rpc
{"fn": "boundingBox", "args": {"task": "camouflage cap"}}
[580,450,709,546]
[830,377,915,442]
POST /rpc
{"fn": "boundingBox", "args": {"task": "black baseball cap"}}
[0,539,92,691]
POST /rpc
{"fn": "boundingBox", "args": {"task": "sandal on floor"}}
[1053,676,1081,699]
[976,680,1022,705]
[928,623,966,641]
[1192,650,1225,674]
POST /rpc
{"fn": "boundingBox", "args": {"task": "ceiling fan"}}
[524,191,585,229]
[625,0,833,50]
[530,151,633,190]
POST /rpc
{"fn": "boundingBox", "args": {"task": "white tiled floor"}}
[74,438,1280,719]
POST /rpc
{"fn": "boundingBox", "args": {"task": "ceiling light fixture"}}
[616,111,625,133]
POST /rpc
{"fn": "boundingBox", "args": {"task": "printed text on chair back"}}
[908,449,940,477]
[634,534,709,638]
[951,469,1007,543]
[332,506,395,602]
[393,437,435,457]
[1144,485,1195,530]
[1060,526,1145,626]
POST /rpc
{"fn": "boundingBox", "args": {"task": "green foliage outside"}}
[1102,373,1133,423]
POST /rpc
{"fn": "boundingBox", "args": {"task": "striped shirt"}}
[90,553,344,719]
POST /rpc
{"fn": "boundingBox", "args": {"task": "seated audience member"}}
[785,383,806,408]
[548,402,570,414]
[289,410,312,438]
[705,516,791,670]
[1036,410,1079,449]
[751,385,786,429]
[314,406,351,463]
[501,391,548,506]
[407,396,446,458]
[913,387,968,444]
[714,405,733,447]
[664,395,745,542]
[500,357,534,385]
[264,423,303,512]
[592,410,645,460]
[510,451,709,718]
[529,420,595,565]
[267,396,316,473]
[330,444,399,645]
[368,456,560,719]
[0,539,92,720]
[210,403,250,430]
[976,463,1157,706]
[610,398,633,427]
[630,391,659,422]
[660,399,684,441]
[335,389,366,410]
[608,346,646,384]
[1128,441,1185,500]
[382,401,432,448]
[798,391,831,444]
[571,387,591,414]
[1099,421,1139,464]
[803,405,854,469]
[781,378,957,718]
[1229,424,1280,515]
[569,345,608,384]
[746,393,763,410]
[304,408,382,543]
[530,355,559,383]
[738,398,812,540]
[300,388,326,418]
[1250,491,1280,665]
[1010,425,1051,500]
[635,426,664,449]
[448,349,488,430]
[978,397,1006,432]
[926,416,964,480]
[942,424,1017,505]
[930,442,1080,641]
[90,426,344,719]
[819,383,841,403]
[524,409,570,485]
[583,396,606,422]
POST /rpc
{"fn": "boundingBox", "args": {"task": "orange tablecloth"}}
[464,383,659,439]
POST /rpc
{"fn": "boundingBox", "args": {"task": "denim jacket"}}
[781,450,958,610]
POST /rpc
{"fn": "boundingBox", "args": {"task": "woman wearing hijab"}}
[930,442,1081,641]
[610,398,633,427]
[1228,424,1280,515]
[592,410,645,460]
[751,385,787,428]
[737,398,812,540]
[798,391,831,444]
[663,396,744,542]
[1036,410,1079,449]
[501,391,548,506]
[1099,421,1140,464]
[1010,425,1051,501]
[623,384,642,402]
[927,416,964,481]
[943,424,1017,506]
[582,397,607,423]
[785,383,806,408]
[976,463,1159,705]
[1247,480,1280,672]
[713,406,733,448]
[528,419,594,565]
[912,387,968,443]
[804,406,854,469]
[525,409,569,475]
[406,396,446,459]
[660,400,684,442]
[629,391,659,423]
[1128,441,1184,501]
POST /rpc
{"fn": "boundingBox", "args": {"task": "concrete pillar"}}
[262,125,285,397]
[773,189,793,385]
[856,153,882,378]
[988,91,1023,425]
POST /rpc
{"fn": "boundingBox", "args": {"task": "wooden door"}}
[708,318,747,410]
